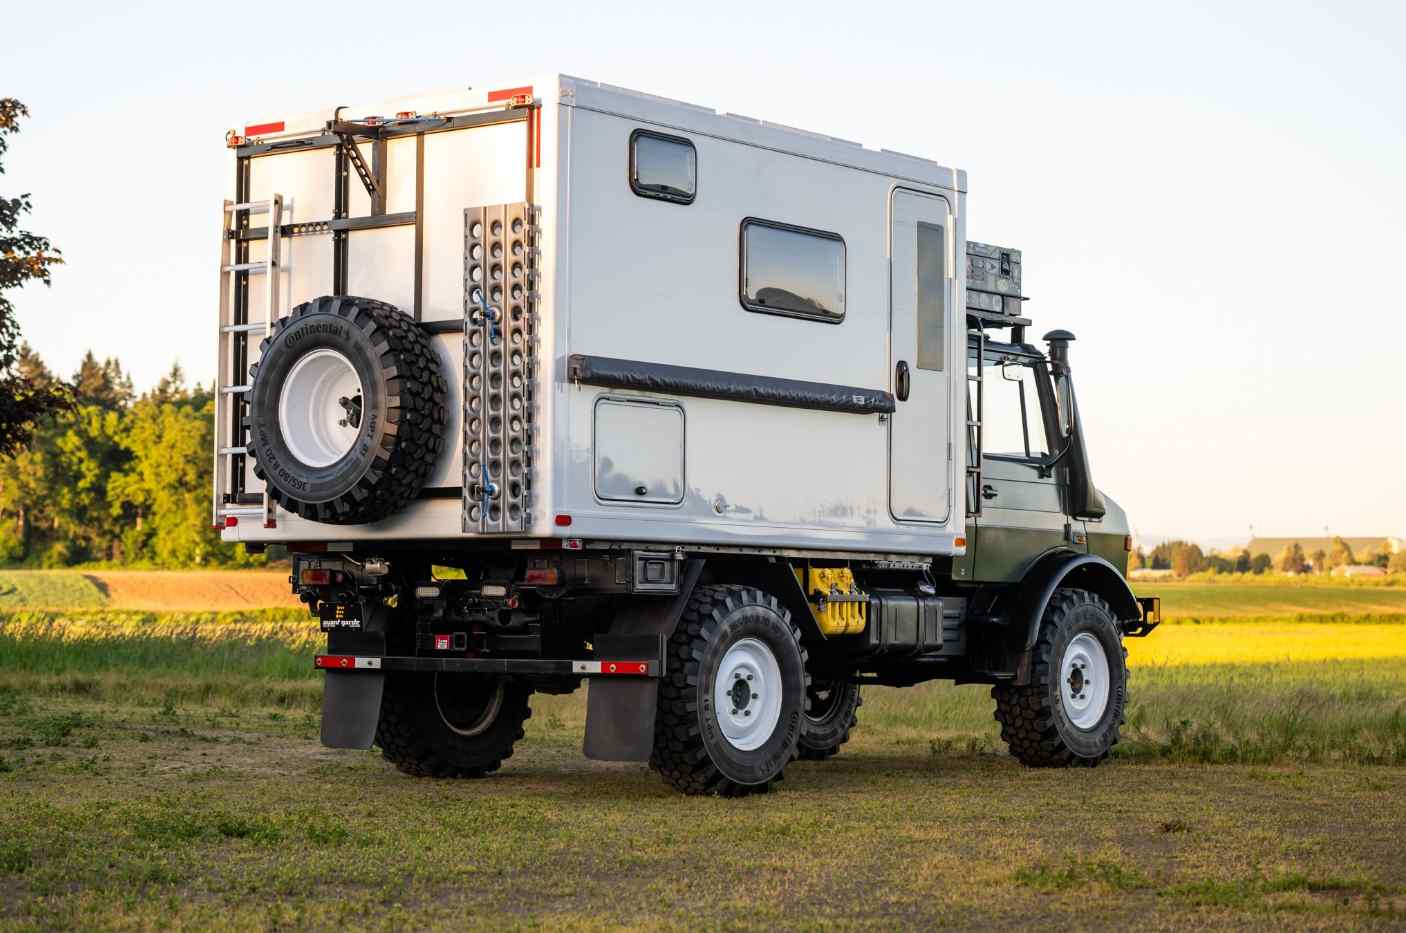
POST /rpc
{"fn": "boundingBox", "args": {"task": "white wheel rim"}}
[714,637,783,752]
[1060,633,1111,730]
[277,348,364,468]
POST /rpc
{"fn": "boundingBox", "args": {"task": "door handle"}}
[981,484,998,500]
[895,360,910,402]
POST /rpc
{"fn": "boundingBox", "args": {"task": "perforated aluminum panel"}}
[462,203,538,533]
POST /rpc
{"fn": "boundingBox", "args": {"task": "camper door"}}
[888,189,955,524]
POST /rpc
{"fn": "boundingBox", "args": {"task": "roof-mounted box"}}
[966,242,1024,318]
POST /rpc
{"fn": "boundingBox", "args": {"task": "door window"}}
[915,223,945,371]
[974,354,1049,459]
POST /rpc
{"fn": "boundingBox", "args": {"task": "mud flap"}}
[320,603,388,749]
[583,559,704,761]
[321,670,385,749]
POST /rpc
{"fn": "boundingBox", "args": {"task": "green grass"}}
[0,610,1404,928]
[0,572,106,610]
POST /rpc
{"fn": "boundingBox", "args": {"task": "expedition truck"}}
[214,76,1160,795]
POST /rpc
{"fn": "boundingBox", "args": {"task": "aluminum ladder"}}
[212,195,284,530]
[965,322,985,517]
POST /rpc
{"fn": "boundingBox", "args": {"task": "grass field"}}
[1,574,1405,928]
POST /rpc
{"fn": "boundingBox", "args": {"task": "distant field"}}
[1135,581,1406,620]
[3,569,1403,621]
[0,570,298,612]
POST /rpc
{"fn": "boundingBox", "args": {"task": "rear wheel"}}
[797,679,861,760]
[993,589,1127,767]
[376,673,530,778]
[651,585,808,796]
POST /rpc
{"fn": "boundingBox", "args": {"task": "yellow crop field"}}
[1128,621,1406,666]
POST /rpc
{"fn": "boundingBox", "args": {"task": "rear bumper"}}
[1122,596,1162,638]
[314,654,658,678]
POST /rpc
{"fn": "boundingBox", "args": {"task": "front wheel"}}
[993,589,1127,767]
[376,673,531,778]
[651,585,809,796]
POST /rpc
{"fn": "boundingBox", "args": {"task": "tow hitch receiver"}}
[1122,596,1162,638]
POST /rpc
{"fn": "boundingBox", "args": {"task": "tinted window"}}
[915,222,945,371]
[630,130,696,204]
[740,220,845,323]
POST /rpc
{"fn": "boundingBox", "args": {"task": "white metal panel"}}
[420,122,529,324]
[347,226,416,314]
[558,103,966,556]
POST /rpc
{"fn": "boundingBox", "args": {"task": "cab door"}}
[970,349,1072,581]
[888,189,954,524]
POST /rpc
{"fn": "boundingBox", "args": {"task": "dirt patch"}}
[84,570,299,611]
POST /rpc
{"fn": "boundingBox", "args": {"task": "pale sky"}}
[5,0,1403,542]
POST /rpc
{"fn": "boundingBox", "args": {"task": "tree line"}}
[1129,537,1406,577]
[0,347,259,567]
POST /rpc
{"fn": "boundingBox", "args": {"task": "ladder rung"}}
[221,322,267,334]
[229,200,274,214]
[221,385,252,394]
[218,507,265,516]
[219,446,248,455]
[222,262,268,273]
[966,421,982,428]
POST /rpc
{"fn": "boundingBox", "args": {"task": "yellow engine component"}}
[795,566,868,636]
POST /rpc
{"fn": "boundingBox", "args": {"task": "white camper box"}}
[216,76,969,558]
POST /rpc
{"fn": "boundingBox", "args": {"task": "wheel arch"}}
[1016,552,1140,652]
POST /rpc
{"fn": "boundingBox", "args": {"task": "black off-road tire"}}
[376,673,531,778]
[246,295,446,524]
[650,585,809,796]
[992,589,1128,767]
[797,679,862,760]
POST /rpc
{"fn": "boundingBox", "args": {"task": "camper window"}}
[629,130,696,204]
[739,219,846,323]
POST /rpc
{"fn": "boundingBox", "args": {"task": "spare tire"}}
[245,295,446,524]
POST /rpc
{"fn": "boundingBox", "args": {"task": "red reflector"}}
[554,514,573,527]
[244,120,285,136]
[395,111,416,120]
[224,516,238,528]
[563,538,584,551]
[523,568,560,585]
[315,655,353,669]
[300,569,332,585]
[488,85,533,103]
[603,661,649,675]
[434,634,451,651]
